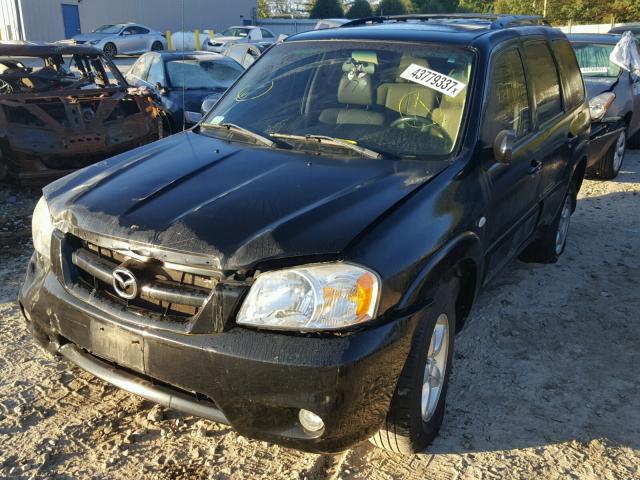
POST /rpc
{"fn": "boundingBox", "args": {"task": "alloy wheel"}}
[421,314,449,422]
[555,195,572,255]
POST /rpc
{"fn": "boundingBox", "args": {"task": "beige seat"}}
[377,55,438,118]
[430,64,470,145]
[319,63,384,126]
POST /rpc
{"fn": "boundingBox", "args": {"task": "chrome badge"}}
[112,267,138,300]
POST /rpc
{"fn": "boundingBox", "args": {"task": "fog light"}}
[298,409,324,433]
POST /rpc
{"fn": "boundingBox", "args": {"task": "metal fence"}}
[255,19,317,37]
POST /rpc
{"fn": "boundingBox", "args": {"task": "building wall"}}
[0,0,22,40]
[19,0,257,42]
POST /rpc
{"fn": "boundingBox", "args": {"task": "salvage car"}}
[21,15,590,454]
[205,26,276,53]
[71,23,167,58]
[126,51,244,132]
[222,42,271,68]
[0,42,161,184]
[570,33,640,179]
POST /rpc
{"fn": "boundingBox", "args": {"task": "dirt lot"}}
[0,152,639,480]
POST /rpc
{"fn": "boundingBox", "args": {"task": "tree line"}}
[259,0,640,24]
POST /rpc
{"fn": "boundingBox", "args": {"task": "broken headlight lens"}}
[589,92,616,121]
[237,263,380,331]
[32,197,54,261]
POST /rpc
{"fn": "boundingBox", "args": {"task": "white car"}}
[204,26,276,53]
[71,23,167,58]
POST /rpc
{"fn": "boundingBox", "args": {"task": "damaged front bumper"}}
[587,119,625,168]
[19,251,423,453]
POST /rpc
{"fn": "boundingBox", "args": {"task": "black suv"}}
[21,15,590,454]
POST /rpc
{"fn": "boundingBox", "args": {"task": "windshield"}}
[572,43,622,77]
[93,24,123,34]
[222,28,250,37]
[166,58,244,89]
[202,40,473,159]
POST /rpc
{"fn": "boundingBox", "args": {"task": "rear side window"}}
[482,47,531,146]
[523,42,563,125]
[551,40,585,110]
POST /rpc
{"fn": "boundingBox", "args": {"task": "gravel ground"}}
[0,152,639,480]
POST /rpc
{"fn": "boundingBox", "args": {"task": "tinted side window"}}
[523,42,563,125]
[482,47,531,146]
[136,27,150,35]
[260,28,274,39]
[551,40,585,110]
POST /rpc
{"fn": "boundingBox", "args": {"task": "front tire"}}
[103,42,117,58]
[370,276,458,454]
[587,129,626,180]
[151,41,163,52]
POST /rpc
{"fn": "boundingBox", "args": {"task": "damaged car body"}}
[570,33,640,179]
[20,15,590,455]
[0,42,161,184]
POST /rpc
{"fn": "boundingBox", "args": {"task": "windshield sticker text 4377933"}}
[400,64,466,98]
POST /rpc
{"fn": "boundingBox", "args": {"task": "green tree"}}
[456,0,493,13]
[258,0,271,18]
[309,0,344,18]
[346,0,373,18]
[412,0,459,13]
[375,0,409,15]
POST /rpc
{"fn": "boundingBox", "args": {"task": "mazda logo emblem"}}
[112,267,138,300]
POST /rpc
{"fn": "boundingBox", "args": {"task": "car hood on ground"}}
[583,76,618,99]
[210,36,244,44]
[44,131,446,270]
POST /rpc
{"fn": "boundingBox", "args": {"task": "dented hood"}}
[584,76,618,99]
[44,131,445,270]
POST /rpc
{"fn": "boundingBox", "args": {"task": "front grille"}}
[71,239,215,322]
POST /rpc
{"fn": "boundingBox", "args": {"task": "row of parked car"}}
[68,22,277,58]
[16,14,640,458]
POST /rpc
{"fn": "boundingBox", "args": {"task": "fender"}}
[397,230,484,311]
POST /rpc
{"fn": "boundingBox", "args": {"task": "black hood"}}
[44,132,446,270]
[583,76,618,100]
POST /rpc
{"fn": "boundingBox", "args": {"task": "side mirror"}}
[493,130,517,164]
[155,82,169,95]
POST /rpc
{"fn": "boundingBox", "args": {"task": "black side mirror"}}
[155,82,169,95]
[493,130,517,164]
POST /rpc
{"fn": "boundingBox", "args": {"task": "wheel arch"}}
[397,231,483,333]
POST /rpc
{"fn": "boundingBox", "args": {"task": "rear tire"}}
[520,182,576,264]
[103,42,117,58]
[369,276,459,454]
[151,41,163,52]
[586,129,626,179]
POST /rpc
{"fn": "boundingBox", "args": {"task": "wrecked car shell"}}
[0,42,161,184]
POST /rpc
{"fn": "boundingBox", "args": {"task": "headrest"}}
[337,72,375,106]
[396,55,429,82]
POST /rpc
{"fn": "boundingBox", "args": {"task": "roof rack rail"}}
[340,14,549,30]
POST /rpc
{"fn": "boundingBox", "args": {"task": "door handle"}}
[529,160,542,175]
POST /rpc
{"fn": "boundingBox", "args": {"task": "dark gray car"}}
[570,33,640,179]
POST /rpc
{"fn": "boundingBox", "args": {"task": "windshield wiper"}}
[271,133,382,159]
[203,123,288,148]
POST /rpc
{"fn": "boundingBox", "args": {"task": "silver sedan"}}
[71,23,167,58]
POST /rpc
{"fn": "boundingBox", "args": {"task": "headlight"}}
[589,92,616,121]
[237,263,380,331]
[32,197,54,260]
[88,39,100,45]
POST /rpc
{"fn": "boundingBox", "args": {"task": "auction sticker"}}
[400,64,466,98]
[580,66,609,74]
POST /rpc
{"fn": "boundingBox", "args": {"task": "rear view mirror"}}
[493,130,517,164]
